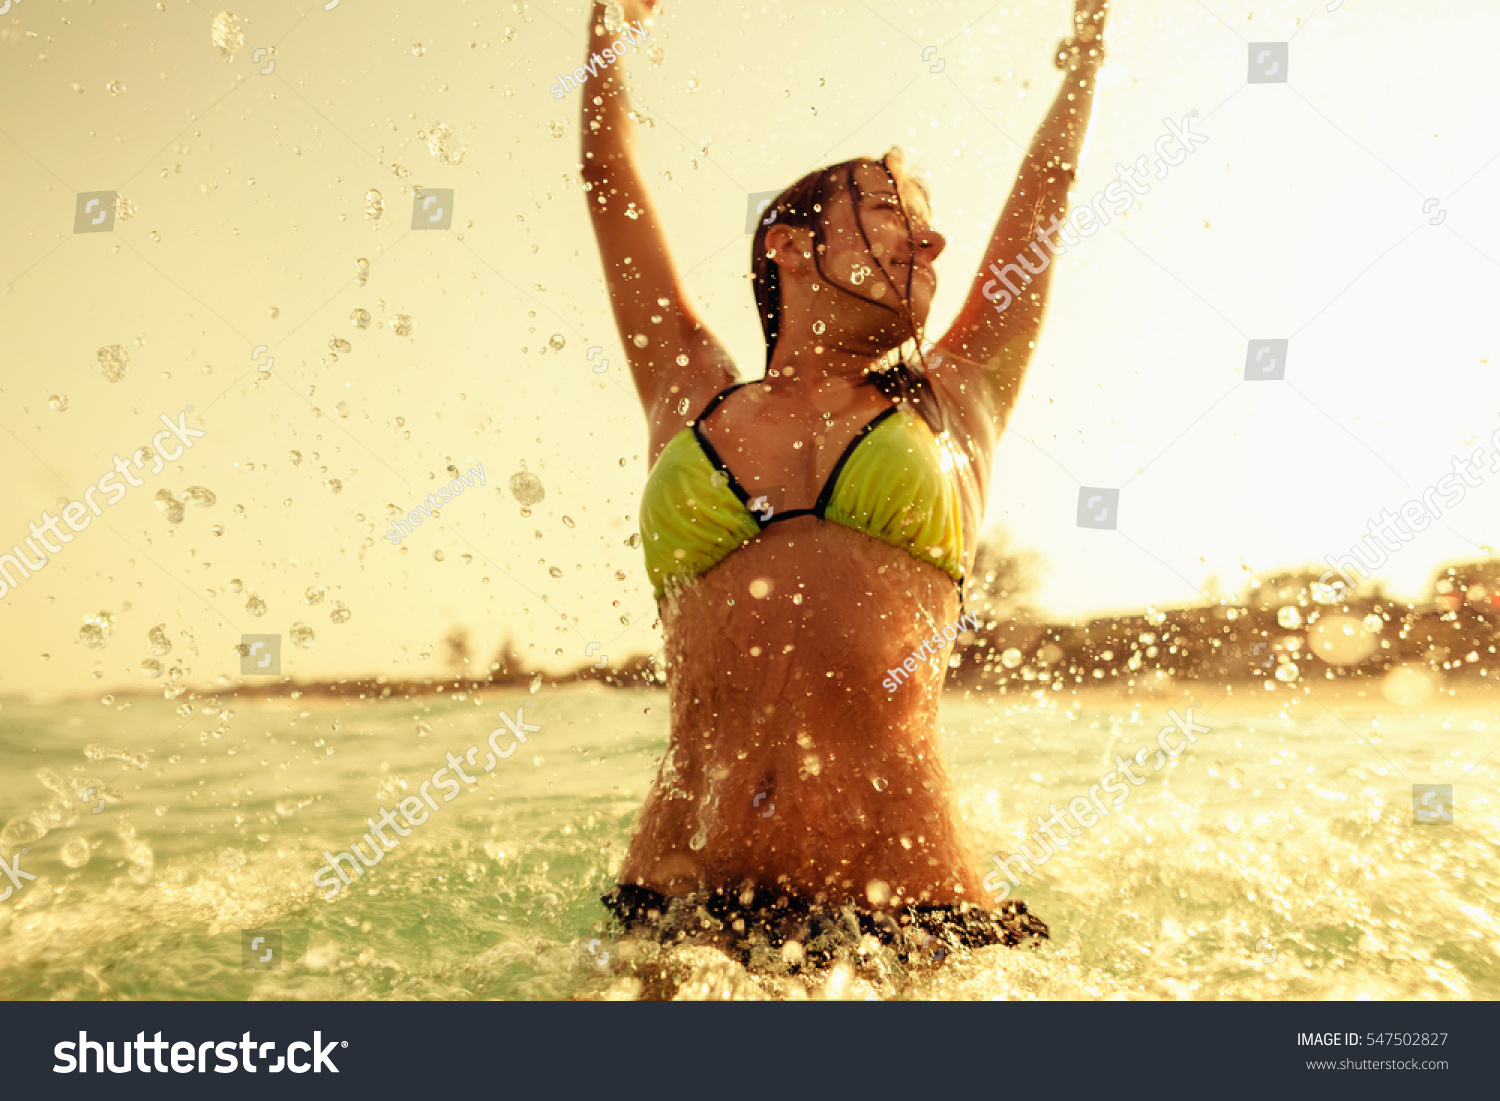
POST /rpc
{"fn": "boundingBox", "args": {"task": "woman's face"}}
[816,160,947,330]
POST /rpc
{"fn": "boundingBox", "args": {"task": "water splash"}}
[420,121,467,165]
[510,472,545,507]
[211,11,244,61]
[97,344,129,382]
[84,744,150,770]
[78,612,114,650]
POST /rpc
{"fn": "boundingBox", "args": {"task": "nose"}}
[915,226,946,262]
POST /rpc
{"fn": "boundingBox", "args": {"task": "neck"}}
[766,327,914,386]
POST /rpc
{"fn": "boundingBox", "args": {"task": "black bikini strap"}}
[692,380,751,426]
[812,405,898,517]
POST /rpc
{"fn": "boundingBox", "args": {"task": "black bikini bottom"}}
[601,883,1048,966]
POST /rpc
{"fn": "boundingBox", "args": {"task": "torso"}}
[623,355,997,908]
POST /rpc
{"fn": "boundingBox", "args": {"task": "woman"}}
[581,0,1109,959]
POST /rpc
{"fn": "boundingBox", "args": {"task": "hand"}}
[1055,0,1108,70]
[598,0,659,27]
[620,0,659,22]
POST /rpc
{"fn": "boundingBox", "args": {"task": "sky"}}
[0,0,1497,697]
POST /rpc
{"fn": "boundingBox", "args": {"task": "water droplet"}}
[364,189,384,220]
[245,595,267,617]
[1277,606,1302,629]
[97,344,129,382]
[148,624,172,656]
[615,570,627,581]
[688,825,708,851]
[871,777,888,792]
[619,614,630,626]
[625,532,641,549]
[415,721,431,738]
[631,333,649,348]
[330,337,352,354]
[106,80,126,96]
[528,673,543,693]
[183,486,216,507]
[549,333,565,351]
[49,394,68,411]
[350,308,371,329]
[434,549,446,562]
[141,658,163,678]
[354,258,370,286]
[546,120,565,138]
[288,450,302,466]
[548,566,562,578]
[114,195,136,221]
[509,471,545,506]
[422,120,467,164]
[561,515,575,528]
[411,41,426,56]
[812,319,826,334]
[289,622,315,648]
[154,489,185,524]
[675,354,689,366]
[60,837,91,868]
[326,478,342,493]
[391,314,414,337]
[211,11,244,61]
[329,602,352,624]
[228,578,243,593]
[304,585,326,605]
[79,612,113,650]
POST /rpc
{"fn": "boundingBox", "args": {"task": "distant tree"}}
[487,635,530,682]
[964,528,1045,628]
[442,625,471,670]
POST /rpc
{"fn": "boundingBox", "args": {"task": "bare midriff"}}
[619,515,985,908]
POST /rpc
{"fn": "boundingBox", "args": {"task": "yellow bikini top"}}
[639,381,965,599]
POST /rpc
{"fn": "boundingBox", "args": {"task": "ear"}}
[764,224,813,271]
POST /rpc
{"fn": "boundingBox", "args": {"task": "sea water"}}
[0,685,1495,1000]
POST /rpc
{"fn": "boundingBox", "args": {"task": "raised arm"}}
[578,0,737,460]
[935,0,1109,419]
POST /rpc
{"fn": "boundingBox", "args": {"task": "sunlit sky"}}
[1,0,1496,696]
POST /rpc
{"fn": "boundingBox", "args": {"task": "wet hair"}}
[750,148,932,371]
[749,148,944,430]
